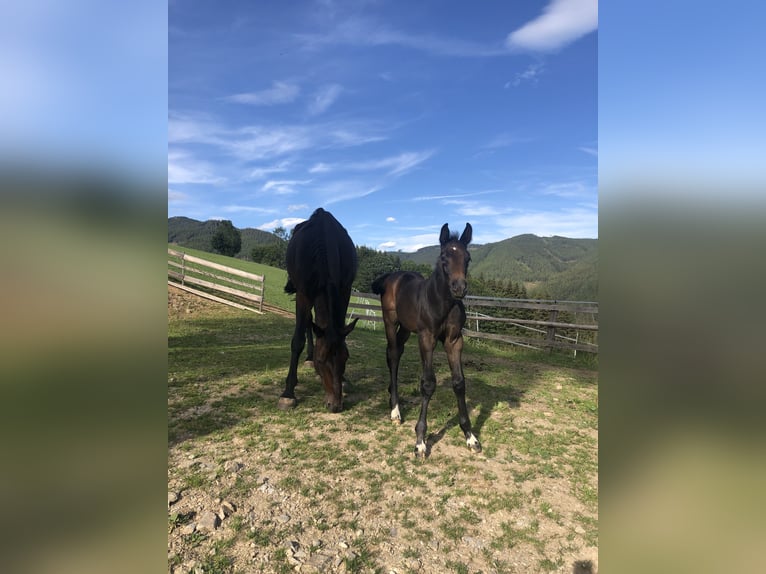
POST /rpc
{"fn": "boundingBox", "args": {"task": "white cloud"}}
[226,81,300,105]
[321,150,435,177]
[386,216,396,222]
[261,179,312,195]
[288,204,309,212]
[309,162,332,173]
[167,149,225,185]
[506,63,545,87]
[308,84,343,115]
[257,217,306,232]
[378,241,396,250]
[495,207,598,238]
[298,16,507,58]
[247,161,290,180]
[222,205,276,214]
[506,0,597,52]
[168,189,188,202]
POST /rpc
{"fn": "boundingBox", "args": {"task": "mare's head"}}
[438,222,473,299]
[311,318,359,412]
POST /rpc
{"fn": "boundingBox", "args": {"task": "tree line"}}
[212,221,536,299]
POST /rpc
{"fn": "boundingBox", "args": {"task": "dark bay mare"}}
[280,208,358,413]
[372,222,481,457]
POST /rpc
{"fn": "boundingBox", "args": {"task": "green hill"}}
[168,217,597,302]
[168,216,282,259]
[400,234,597,301]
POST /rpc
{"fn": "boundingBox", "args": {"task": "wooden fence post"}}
[546,309,558,352]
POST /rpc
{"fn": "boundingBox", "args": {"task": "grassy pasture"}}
[168,286,598,573]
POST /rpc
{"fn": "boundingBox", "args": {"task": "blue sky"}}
[168,0,597,251]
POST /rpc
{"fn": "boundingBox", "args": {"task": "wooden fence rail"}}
[168,248,265,313]
[347,292,598,354]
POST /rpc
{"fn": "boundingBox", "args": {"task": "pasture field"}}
[168,286,598,574]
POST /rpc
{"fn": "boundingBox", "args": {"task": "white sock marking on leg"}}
[390,405,401,421]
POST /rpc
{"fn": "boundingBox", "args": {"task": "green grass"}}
[168,290,598,573]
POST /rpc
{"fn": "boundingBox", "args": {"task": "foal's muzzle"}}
[451,279,468,299]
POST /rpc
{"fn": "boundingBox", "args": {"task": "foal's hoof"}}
[414,443,428,459]
[277,397,298,410]
[390,406,402,425]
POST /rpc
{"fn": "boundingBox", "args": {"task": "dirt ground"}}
[168,286,598,574]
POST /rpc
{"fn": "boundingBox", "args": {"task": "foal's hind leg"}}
[414,331,437,457]
[384,321,410,423]
[444,331,481,453]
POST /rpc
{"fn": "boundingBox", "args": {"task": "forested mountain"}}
[399,234,597,301]
[168,216,281,257]
[168,218,597,301]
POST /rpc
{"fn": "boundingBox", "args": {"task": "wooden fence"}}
[347,292,598,354]
[168,248,265,313]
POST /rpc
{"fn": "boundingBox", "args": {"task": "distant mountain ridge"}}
[168,216,281,259]
[399,234,597,301]
[168,217,597,301]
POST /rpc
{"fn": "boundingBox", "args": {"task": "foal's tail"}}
[371,274,389,295]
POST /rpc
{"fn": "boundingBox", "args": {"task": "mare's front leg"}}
[384,319,410,423]
[445,329,481,453]
[414,331,437,457]
[305,320,314,364]
[279,294,311,409]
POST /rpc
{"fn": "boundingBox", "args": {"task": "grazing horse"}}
[372,223,481,457]
[280,208,358,413]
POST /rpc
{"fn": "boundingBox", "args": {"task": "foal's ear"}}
[342,317,359,337]
[459,222,473,245]
[439,223,451,246]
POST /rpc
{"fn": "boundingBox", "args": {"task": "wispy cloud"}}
[168,149,226,185]
[261,179,312,195]
[308,84,343,115]
[494,207,597,238]
[506,0,598,52]
[257,217,307,232]
[168,189,188,202]
[412,189,504,201]
[298,16,507,58]
[578,146,598,157]
[309,162,331,174]
[505,63,545,88]
[247,161,291,180]
[481,133,531,149]
[226,81,300,105]
[313,150,435,177]
[386,216,396,222]
[288,204,309,212]
[169,114,389,162]
[222,205,277,214]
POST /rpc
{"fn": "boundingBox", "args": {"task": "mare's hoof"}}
[469,442,483,453]
[277,397,298,410]
[391,418,402,426]
[414,443,428,459]
[303,360,314,367]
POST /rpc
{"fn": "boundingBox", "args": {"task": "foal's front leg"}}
[414,332,437,457]
[445,332,481,453]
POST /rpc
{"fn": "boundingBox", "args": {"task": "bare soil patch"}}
[168,285,598,573]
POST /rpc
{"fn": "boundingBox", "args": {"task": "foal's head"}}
[438,222,473,299]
